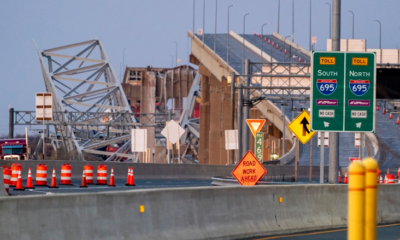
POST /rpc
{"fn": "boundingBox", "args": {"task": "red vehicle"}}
[106,143,120,153]
[0,138,29,160]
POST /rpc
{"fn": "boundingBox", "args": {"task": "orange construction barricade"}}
[60,164,72,185]
[10,163,21,186]
[35,164,48,186]
[2,166,11,193]
[83,165,94,184]
[96,164,107,185]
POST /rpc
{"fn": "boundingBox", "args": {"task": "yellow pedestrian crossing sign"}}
[288,110,316,144]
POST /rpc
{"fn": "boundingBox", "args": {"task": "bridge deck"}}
[196,32,396,169]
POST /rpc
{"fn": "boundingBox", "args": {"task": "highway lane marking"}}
[253,228,346,239]
[254,223,400,240]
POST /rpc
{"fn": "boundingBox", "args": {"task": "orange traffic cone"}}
[126,168,135,186]
[344,171,348,184]
[398,167,400,178]
[80,170,88,188]
[25,167,35,189]
[14,170,24,191]
[390,113,393,119]
[379,175,383,184]
[338,171,341,183]
[384,174,388,184]
[49,168,59,188]
[377,106,379,111]
[108,168,116,187]
[383,108,386,115]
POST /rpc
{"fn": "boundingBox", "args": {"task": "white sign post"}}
[131,129,147,163]
[317,132,329,148]
[161,120,185,163]
[224,130,238,150]
[354,132,360,148]
[36,93,53,159]
[225,130,238,165]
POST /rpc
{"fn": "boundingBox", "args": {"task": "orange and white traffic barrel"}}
[10,163,21,186]
[83,165,94,184]
[387,173,395,184]
[2,166,11,193]
[60,163,72,185]
[96,164,107,185]
[35,164,48,186]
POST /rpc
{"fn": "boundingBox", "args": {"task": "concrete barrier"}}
[1,184,400,240]
[0,169,8,196]
[1,160,328,181]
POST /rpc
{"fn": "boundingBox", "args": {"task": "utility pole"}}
[329,0,341,184]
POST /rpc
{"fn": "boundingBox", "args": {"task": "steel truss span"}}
[33,39,140,162]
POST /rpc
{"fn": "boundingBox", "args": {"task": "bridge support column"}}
[199,70,210,164]
[141,71,156,163]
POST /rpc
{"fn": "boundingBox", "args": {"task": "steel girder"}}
[34,39,137,161]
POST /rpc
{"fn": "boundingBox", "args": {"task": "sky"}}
[0,0,399,135]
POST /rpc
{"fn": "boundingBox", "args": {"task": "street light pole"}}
[309,0,312,51]
[292,0,295,42]
[227,5,234,66]
[193,0,195,34]
[202,0,205,44]
[374,20,382,49]
[348,11,354,39]
[243,13,250,74]
[214,0,218,52]
[122,47,126,82]
[325,2,331,39]
[261,23,271,63]
[174,41,178,67]
[277,0,280,34]
[169,55,173,68]
[329,0,341,184]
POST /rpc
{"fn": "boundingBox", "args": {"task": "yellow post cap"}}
[349,161,365,174]
[362,157,378,171]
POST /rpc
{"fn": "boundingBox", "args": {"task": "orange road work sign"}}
[246,119,266,137]
[231,150,267,186]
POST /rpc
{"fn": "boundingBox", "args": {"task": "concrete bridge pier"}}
[140,71,156,163]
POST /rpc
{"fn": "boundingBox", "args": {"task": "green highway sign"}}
[311,51,376,132]
[255,132,264,163]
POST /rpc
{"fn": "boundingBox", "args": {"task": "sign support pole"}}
[295,138,299,182]
[237,84,243,163]
[167,128,170,164]
[360,133,365,160]
[320,132,325,183]
[329,0,341,184]
[243,59,250,154]
[309,137,313,182]
[42,96,45,160]
[281,103,285,156]
[230,72,236,164]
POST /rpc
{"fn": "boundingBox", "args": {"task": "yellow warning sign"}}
[246,119,266,137]
[352,57,368,66]
[288,111,316,144]
[319,57,336,65]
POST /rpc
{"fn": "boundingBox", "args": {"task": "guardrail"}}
[1,184,400,239]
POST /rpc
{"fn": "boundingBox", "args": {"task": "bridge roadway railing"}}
[1,184,400,239]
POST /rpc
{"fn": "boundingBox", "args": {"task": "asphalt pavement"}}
[244,223,400,240]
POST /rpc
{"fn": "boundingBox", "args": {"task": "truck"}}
[0,138,29,160]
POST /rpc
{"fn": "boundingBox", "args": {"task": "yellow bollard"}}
[363,158,378,240]
[348,161,365,240]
